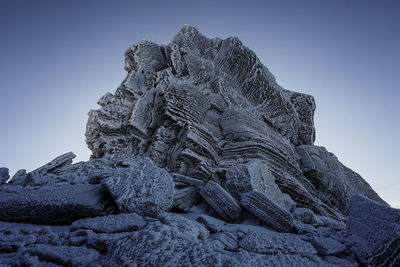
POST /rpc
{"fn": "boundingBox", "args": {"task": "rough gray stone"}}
[240,190,294,232]
[101,156,174,217]
[200,181,242,223]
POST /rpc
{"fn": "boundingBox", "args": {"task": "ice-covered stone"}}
[226,159,295,211]
[200,181,242,223]
[25,244,100,266]
[346,195,400,266]
[0,168,9,185]
[240,190,294,232]
[311,236,346,256]
[71,213,146,233]
[173,186,201,212]
[101,156,174,217]
[0,184,115,224]
[292,207,319,225]
[296,145,387,214]
[8,169,28,185]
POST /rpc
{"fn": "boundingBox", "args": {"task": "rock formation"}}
[0,25,397,266]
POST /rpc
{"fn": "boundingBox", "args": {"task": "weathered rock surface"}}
[70,213,146,233]
[101,156,174,217]
[347,195,400,266]
[0,26,393,266]
[0,184,115,224]
[0,168,9,184]
[173,186,201,212]
[296,145,387,214]
[226,159,295,211]
[241,190,294,232]
[200,181,242,223]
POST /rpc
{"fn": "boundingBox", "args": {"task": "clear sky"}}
[0,0,399,207]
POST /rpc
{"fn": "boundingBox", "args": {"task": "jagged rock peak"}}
[86,25,316,174]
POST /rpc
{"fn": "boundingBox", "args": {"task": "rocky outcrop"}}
[0,26,393,266]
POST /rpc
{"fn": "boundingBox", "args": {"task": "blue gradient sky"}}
[1,0,399,206]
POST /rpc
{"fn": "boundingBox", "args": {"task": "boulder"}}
[226,159,295,211]
[101,156,174,217]
[240,190,294,232]
[200,181,242,223]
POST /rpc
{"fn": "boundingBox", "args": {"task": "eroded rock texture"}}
[0,26,393,266]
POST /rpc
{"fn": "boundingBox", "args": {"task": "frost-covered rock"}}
[0,184,115,224]
[311,236,346,256]
[226,159,295,211]
[200,181,242,223]
[0,25,392,266]
[241,190,294,232]
[8,169,28,185]
[0,168,9,185]
[71,213,146,233]
[24,244,100,266]
[101,156,174,217]
[346,195,400,266]
[173,186,201,212]
[296,145,387,214]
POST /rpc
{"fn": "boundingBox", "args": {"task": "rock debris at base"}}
[0,25,397,266]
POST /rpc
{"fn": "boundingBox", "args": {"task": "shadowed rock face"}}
[0,26,394,266]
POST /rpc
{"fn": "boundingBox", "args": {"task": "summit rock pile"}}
[1,26,398,266]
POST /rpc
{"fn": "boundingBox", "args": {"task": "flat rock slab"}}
[0,184,115,224]
[71,213,146,233]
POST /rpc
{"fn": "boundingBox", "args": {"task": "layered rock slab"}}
[0,184,115,224]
